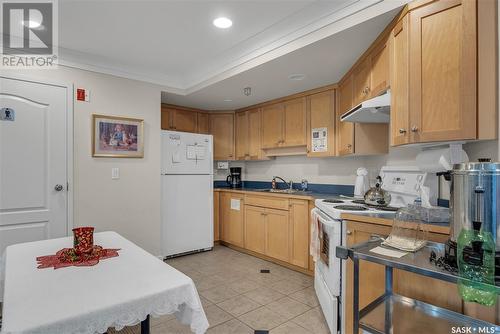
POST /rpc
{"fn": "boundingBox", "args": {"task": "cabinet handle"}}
[347,144,352,149]
[346,230,352,235]
[399,128,407,134]
[411,126,419,133]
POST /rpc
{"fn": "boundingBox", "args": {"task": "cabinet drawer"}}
[245,195,289,211]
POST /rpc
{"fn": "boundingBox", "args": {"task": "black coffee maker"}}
[226,167,242,188]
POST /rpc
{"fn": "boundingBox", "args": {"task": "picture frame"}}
[92,114,144,158]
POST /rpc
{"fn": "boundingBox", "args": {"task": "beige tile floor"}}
[109,245,329,334]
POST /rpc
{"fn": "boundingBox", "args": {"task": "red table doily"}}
[36,245,120,269]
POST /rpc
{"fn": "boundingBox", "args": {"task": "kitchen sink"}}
[257,188,300,194]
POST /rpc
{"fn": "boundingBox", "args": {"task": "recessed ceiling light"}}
[223,99,233,102]
[288,74,306,81]
[213,17,232,29]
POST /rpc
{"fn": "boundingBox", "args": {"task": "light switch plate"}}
[111,168,120,179]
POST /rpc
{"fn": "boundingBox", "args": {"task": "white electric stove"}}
[313,166,437,334]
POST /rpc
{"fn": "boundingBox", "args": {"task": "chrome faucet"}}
[272,176,293,190]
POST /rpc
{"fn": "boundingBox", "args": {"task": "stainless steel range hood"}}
[340,90,390,123]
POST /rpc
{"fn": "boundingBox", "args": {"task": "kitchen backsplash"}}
[214,140,499,201]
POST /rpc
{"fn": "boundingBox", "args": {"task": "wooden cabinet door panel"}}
[161,107,173,130]
[337,77,354,155]
[307,90,336,157]
[197,112,209,134]
[370,41,389,97]
[221,193,244,247]
[214,191,220,241]
[247,108,262,160]
[235,111,249,160]
[265,208,290,262]
[262,104,284,148]
[390,15,410,146]
[172,109,197,133]
[289,200,309,269]
[409,0,477,143]
[244,205,266,254]
[352,58,371,106]
[283,97,307,147]
[209,113,235,160]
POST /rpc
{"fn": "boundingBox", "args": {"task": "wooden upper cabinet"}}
[235,111,249,160]
[370,40,390,97]
[209,113,235,160]
[390,15,410,146]
[409,0,477,143]
[197,112,209,134]
[247,109,263,160]
[161,106,172,130]
[262,103,284,148]
[352,57,372,106]
[235,108,264,160]
[307,90,336,157]
[282,97,307,147]
[337,77,355,155]
[172,109,197,133]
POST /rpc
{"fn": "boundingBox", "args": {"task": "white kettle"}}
[354,167,369,198]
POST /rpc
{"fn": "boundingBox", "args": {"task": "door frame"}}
[1,73,74,236]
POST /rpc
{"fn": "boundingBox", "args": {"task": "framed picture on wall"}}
[92,114,144,158]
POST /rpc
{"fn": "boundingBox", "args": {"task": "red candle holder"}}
[72,227,94,255]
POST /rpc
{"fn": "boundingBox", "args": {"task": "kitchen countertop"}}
[214,186,346,200]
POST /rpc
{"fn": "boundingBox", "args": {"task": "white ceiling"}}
[58,0,408,109]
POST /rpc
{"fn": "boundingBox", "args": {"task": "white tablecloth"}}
[0,231,209,334]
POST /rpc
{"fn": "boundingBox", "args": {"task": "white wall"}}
[216,141,499,196]
[3,67,163,255]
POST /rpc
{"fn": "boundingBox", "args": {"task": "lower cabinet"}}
[220,192,244,247]
[219,192,310,270]
[344,220,463,333]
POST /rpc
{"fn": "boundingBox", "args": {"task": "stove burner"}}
[334,205,368,211]
[351,199,366,205]
[323,199,344,204]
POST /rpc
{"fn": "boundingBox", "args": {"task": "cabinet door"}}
[235,111,249,160]
[283,97,307,147]
[265,208,290,262]
[209,113,235,160]
[370,40,389,97]
[337,77,354,155]
[390,15,410,146]
[244,205,266,254]
[307,90,335,157]
[352,58,371,106]
[197,112,209,134]
[172,109,197,133]
[247,108,263,160]
[221,193,244,247]
[344,221,391,334]
[409,0,477,143]
[289,200,309,269]
[262,103,284,148]
[161,107,173,130]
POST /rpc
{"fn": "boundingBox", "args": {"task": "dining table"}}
[0,231,209,334]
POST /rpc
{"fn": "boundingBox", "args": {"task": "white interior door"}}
[0,77,69,254]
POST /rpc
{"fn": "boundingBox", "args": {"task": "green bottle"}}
[457,220,496,306]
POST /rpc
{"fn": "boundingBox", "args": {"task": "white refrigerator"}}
[161,130,214,257]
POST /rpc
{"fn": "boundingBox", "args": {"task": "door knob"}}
[399,128,407,134]
[411,126,419,132]
[54,184,64,191]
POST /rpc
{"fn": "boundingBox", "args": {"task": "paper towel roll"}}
[415,146,468,172]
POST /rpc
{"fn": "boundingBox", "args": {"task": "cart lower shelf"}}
[360,293,497,334]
